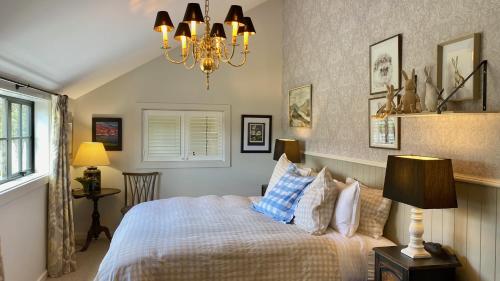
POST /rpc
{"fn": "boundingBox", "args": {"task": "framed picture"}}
[92,117,122,151]
[67,113,73,159]
[241,115,272,153]
[437,33,481,101]
[370,34,402,95]
[288,85,312,128]
[368,97,400,150]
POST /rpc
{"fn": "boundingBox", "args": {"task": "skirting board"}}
[304,151,500,188]
[37,270,47,281]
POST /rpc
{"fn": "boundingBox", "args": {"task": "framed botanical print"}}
[370,34,402,95]
[241,115,272,153]
[288,85,312,128]
[368,97,400,150]
[437,33,481,101]
[92,117,122,151]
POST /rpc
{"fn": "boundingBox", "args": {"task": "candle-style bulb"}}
[161,25,169,48]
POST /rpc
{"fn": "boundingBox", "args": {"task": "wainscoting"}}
[305,153,500,281]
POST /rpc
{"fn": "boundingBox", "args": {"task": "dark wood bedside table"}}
[72,188,121,252]
[374,246,460,281]
[261,184,268,196]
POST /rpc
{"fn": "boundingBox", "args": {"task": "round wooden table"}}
[72,188,121,252]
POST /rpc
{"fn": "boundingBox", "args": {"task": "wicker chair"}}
[121,172,160,215]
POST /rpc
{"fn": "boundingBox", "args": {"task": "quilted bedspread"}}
[95,195,369,281]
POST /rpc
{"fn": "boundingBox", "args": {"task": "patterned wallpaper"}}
[282,0,500,178]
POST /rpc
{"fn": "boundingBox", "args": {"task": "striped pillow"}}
[294,167,338,235]
[346,178,392,239]
[253,165,315,223]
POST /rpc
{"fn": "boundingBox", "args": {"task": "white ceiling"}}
[0,0,268,98]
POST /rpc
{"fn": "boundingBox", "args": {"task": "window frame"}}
[0,94,35,184]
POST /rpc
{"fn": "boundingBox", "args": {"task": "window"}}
[0,95,34,183]
[143,110,225,163]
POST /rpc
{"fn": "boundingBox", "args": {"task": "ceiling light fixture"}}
[154,0,256,90]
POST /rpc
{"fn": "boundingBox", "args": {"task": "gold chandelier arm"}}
[183,44,197,69]
[226,51,248,67]
[219,42,236,63]
[163,44,191,64]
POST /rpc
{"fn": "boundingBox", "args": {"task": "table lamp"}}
[273,139,300,163]
[73,142,110,191]
[383,155,457,259]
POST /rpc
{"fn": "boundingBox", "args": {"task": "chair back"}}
[122,172,160,213]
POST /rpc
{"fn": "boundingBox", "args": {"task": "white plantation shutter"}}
[144,110,183,161]
[186,112,223,160]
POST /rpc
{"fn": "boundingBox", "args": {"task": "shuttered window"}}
[143,110,225,162]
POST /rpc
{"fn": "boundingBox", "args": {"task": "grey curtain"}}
[47,95,76,277]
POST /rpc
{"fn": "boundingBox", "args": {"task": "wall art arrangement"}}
[369,96,400,150]
[437,33,481,101]
[92,117,122,151]
[288,84,312,128]
[241,115,272,153]
[369,34,402,95]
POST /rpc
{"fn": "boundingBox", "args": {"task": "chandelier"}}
[153,0,256,90]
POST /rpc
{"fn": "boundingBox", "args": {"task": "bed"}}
[94,195,395,281]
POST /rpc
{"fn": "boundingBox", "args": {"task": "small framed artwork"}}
[368,97,400,150]
[288,85,312,128]
[92,117,122,151]
[370,34,402,95]
[241,115,272,153]
[437,33,481,101]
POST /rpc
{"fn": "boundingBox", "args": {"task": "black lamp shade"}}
[182,3,204,23]
[383,155,457,209]
[174,22,192,40]
[238,17,256,35]
[154,11,174,32]
[273,139,300,163]
[210,23,226,39]
[224,5,244,25]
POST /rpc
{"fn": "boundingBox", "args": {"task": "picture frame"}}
[437,33,481,101]
[67,112,73,159]
[92,117,122,151]
[288,84,312,128]
[241,115,272,153]
[369,34,402,95]
[368,96,400,150]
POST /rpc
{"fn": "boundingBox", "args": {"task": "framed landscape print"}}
[368,97,400,150]
[288,85,312,128]
[437,33,481,101]
[370,34,402,95]
[241,115,272,153]
[92,117,122,151]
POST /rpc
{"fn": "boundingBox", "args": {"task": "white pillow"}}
[346,178,392,239]
[294,168,338,235]
[266,154,312,196]
[330,180,361,237]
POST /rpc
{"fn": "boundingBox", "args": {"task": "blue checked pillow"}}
[252,165,315,223]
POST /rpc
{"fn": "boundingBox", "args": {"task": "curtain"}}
[47,95,76,277]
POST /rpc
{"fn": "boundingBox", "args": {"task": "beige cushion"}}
[330,180,361,237]
[294,167,338,235]
[266,154,312,196]
[346,177,392,239]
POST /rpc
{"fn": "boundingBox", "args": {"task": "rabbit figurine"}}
[397,69,422,114]
[424,66,438,112]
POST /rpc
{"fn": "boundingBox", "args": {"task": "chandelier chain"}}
[204,0,210,22]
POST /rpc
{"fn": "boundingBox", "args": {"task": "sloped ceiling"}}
[0,0,268,98]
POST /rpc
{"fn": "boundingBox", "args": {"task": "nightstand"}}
[374,246,460,281]
[261,184,268,196]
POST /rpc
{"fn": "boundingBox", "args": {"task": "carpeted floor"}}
[49,239,109,281]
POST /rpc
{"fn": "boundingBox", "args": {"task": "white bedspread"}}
[95,195,394,281]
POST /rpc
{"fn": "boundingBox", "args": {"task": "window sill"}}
[138,159,231,169]
[0,173,49,208]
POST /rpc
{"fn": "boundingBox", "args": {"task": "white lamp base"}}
[401,207,431,259]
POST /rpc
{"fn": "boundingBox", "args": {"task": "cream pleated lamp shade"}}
[72,142,110,167]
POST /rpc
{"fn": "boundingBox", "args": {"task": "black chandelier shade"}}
[183,3,204,23]
[210,23,227,39]
[224,5,244,25]
[237,17,256,35]
[154,11,174,32]
[174,22,192,40]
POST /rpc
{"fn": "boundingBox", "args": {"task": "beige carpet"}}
[49,239,109,281]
